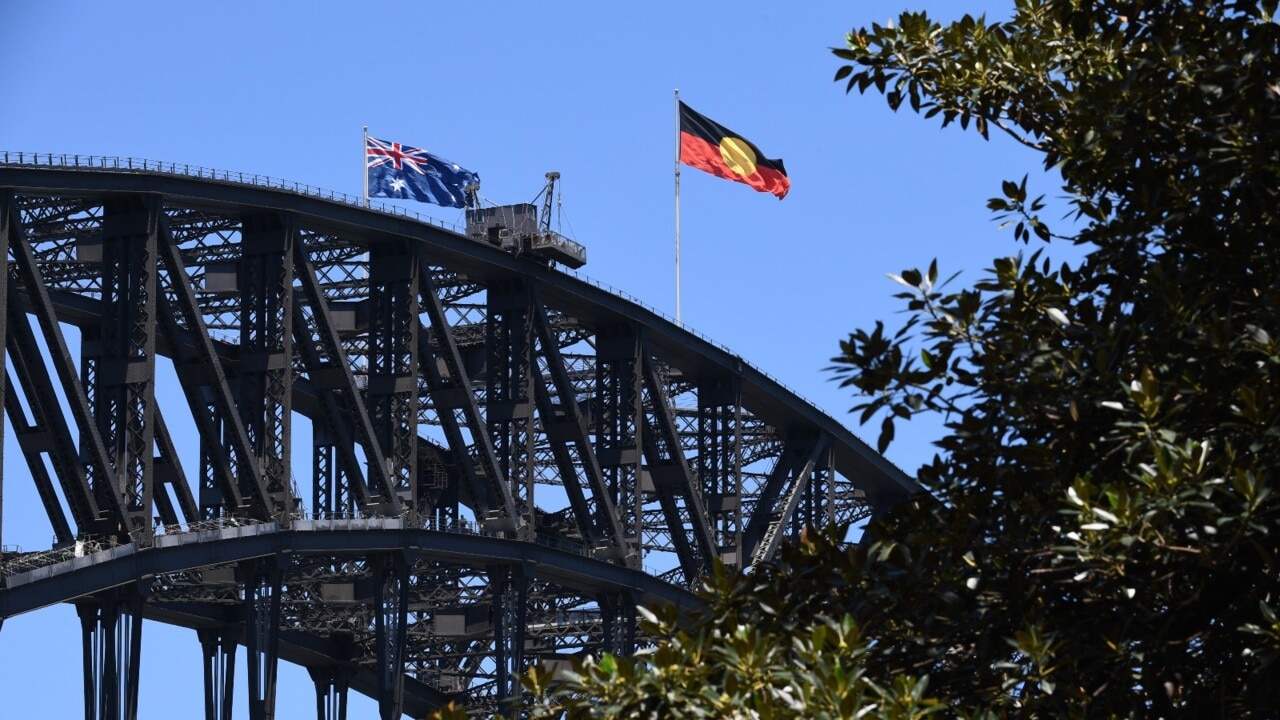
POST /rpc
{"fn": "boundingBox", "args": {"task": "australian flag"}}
[366,136,479,208]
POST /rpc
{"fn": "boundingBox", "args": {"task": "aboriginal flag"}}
[679,101,790,199]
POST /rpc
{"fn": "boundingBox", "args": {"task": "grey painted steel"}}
[0,164,916,502]
[0,159,917,716]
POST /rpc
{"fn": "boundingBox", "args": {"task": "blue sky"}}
[0,1,1051,716]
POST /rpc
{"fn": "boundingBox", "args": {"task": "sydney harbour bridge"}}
[0,153,916,719]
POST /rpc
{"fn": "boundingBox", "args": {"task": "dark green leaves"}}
[820,1,1280,715]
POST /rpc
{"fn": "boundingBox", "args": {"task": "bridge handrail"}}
[0,150,465,233]
[0,151,839,422]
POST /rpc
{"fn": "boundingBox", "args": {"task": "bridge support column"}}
[243,561,283,720]
[86,195,161,543]
[308,666,350,720]
[374,555,410,720]
[492,563,529,716]
[595,325,645,568]
[486,279,536,534]
[367,246,420,517]
[237,214,294,519]
[600,590,636,657]
[301,377,364,519]
[77,589,146,720]
[697,376,743,568]
[198,628,237,720]
[312,437,333,518]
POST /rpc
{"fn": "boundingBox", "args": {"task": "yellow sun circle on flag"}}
[718,137,757,176]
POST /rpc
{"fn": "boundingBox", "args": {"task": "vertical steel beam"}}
[366,245,419,516]
[599,590,636,657]
[374,555,410,720]
[308,667,350,720]
[80,325,107,515]
[198,628,237,720]
[79,602,117,720]
[486,279,536,534]
[88,195,160,543]
[77,587,146,720]
[311,430,344,518]
[243,561,283,720]
[696,376,743,567]
[595,325,645,567]
[491,563,529,716]
[237,214,294,519]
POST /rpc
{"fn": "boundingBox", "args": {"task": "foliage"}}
[519,531,949,720]
[435,2,1280,717]
[825,0,1280,715]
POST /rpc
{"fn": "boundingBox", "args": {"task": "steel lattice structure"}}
[0,154,917,720]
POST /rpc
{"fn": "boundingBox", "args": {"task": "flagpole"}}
[359,126,370,379]
[674,89,682,327]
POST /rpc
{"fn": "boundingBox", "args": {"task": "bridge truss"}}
[0,155,916,719]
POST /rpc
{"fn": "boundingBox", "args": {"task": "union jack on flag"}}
[366,136,479,208]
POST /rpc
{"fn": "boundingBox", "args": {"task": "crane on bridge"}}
[465,171,587,269]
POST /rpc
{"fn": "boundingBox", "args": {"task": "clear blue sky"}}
[0,1,1045,716]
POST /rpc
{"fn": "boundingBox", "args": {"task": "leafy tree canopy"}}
[826,2,1280,713]
[441,2,1280,717]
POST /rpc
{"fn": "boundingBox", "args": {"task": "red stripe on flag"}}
[680,131,790,199]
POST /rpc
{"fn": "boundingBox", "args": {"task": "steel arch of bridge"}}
[0,155,917,719]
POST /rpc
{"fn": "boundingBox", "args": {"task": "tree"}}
[516,533,948,720]
[446,2,1280,717]
[825,1,1280,714]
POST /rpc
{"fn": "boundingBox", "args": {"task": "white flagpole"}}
[359,126,370,379]
[674,89,682,327]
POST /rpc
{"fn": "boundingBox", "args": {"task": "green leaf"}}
[877,414,895,452]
